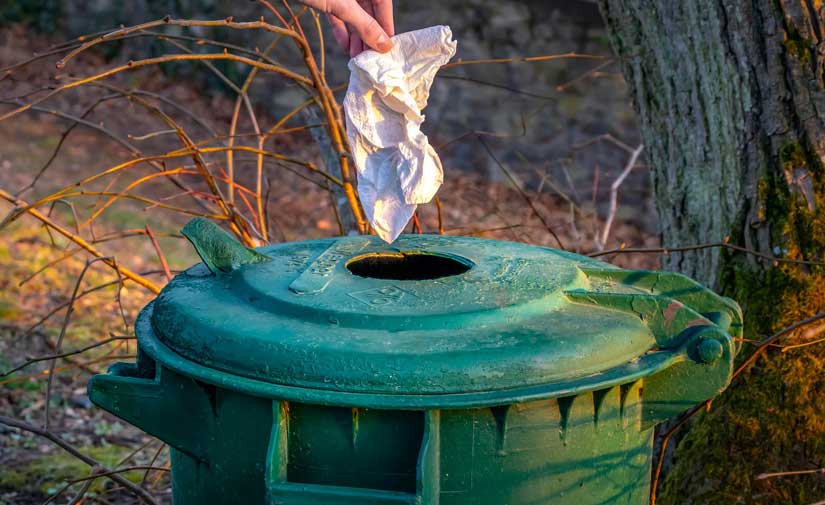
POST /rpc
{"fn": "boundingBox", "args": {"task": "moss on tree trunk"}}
[598,0,825,502]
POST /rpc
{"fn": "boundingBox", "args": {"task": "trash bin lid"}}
[146,220,741,402]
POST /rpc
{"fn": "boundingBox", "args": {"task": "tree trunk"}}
[598,1,825,503]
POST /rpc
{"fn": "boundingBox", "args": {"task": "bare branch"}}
[0,415,160,505]
[441,52,607,70]
[757,468,825,480]
[0,189,161,293]
[596,144,644,250]
[478,136,565,249]
[44,257,112,429]
[589,242,825,267]
[57,18,301,68]
[2,336,134,377]
[145,225,173,281]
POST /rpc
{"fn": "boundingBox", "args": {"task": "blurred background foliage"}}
[1,0,644,213]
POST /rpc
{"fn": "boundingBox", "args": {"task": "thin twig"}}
[57,17,301,67]
[45,191,229,220]
[757,468,825,480]
[79,168,198,229]
[17,97,110,196]
[478,136,564,249]
[0,52,312,123]
[572,133,638,154]
[589,242,825,267]
[128,129,177,141]
[3,146,335,231]
[650,312,825,505]
[0,189,161,293]
[2,336,133,377]
[226,36,282,209]
[66,473,98,505]
[0,98,136,163]
[441,52,607,70]
[258,0,291,27]
[0,415,160,505]
[16,271,167,344]
[150,461,170,489]
[268,2,367,232]
[41,475,88,505]
[597,144,644,250]
[67,466,169,485]
[20,232,175,292]
[116,437,158,469]
[434,196,445,235]
[0,96,215,218]
[436,74,556,100]
[0,355,135,385]
[109,260,129,332]
[145,225,173,281]
[312,9,326,77]
[155,35,277,242]
[780,336,825,352]
[732,314,825,380]
[140,443,167,488]
[18,248,83,288]
[44,257,110,430]
[555,58,616,92]
[412,212,422,234]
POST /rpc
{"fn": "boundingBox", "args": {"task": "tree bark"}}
[599,1,825,503]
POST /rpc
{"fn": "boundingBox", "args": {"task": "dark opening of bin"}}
[346,252,472,280]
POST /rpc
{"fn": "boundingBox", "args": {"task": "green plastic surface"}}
[87,218,743,505]
[149,219,741,401]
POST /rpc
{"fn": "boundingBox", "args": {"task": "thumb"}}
[320,0,393,53]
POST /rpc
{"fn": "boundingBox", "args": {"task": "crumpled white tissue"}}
[344,25,457,243]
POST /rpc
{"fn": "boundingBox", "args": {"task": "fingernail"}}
[376,33,393,52]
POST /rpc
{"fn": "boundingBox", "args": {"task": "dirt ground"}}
[0,22,657,505]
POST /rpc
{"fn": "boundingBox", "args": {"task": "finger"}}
[355,0,373,56]
[344,19,362,58]
[357,0,375,18]
[326,0,392,53]
[326,13,350,52]
[349,32,364,58]
[371,0,394,37]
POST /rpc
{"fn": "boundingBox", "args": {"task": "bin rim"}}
[136,301,696,409]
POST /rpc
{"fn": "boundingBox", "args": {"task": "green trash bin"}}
[89,218,741,505]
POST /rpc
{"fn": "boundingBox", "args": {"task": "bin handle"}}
[181,217,269,275]
[88,354,211,462]
[564,285,737,429]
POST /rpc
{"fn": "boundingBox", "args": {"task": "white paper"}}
[344,25,457,243]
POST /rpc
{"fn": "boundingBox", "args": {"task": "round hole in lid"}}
[346,252,472,280]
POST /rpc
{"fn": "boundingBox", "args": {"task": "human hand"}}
[297,0,394,57]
